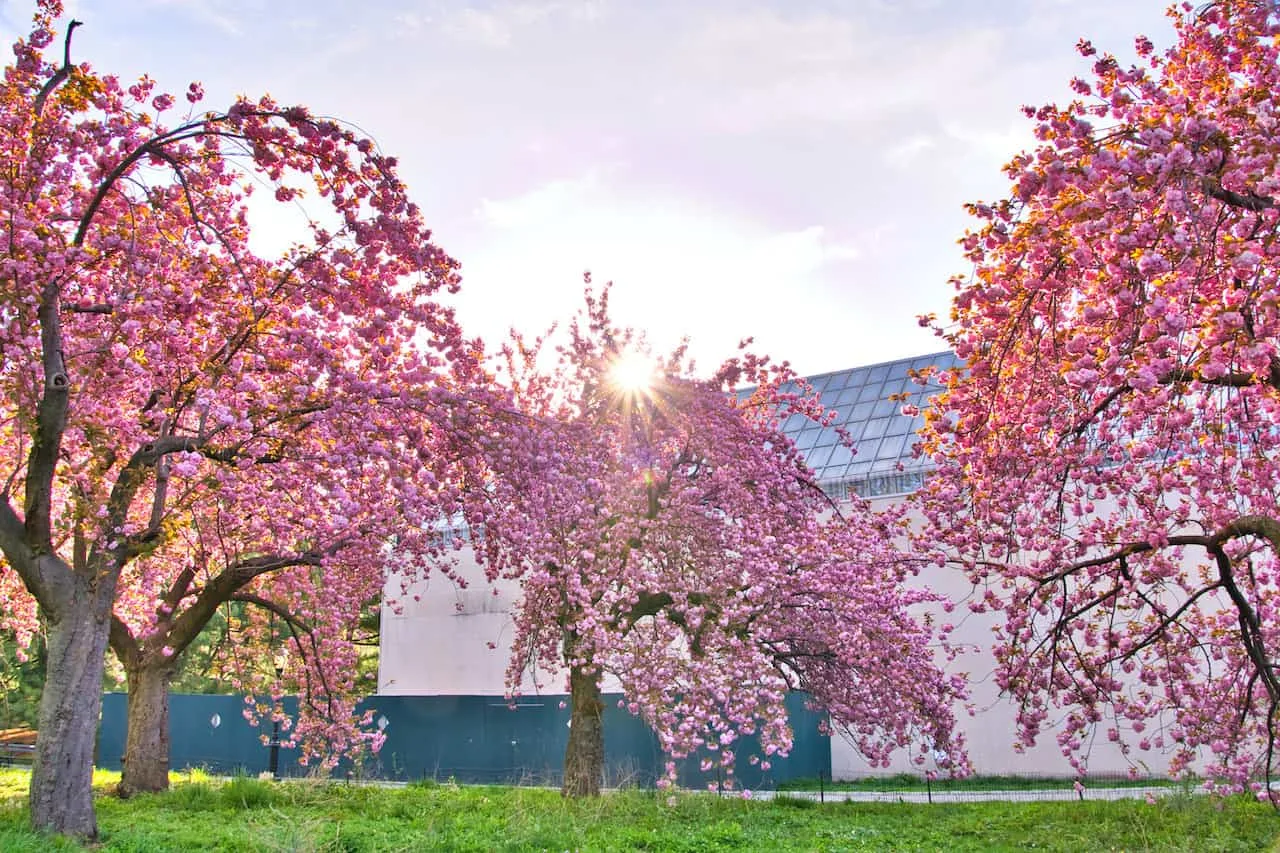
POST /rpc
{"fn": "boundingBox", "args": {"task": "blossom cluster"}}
[0,0,494,774]
[471,286,967,787]
[916,0,1280,794]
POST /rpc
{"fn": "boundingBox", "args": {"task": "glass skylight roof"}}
[775,350,961,500]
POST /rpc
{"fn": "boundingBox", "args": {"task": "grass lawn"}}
[0,768,1276,851]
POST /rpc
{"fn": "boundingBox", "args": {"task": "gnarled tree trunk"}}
[561,661,604,797]
[29,581,114,839]
[118,663,175,797]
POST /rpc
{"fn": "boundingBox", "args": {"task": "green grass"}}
[779,773,1190,793]
[0,768,1276,851]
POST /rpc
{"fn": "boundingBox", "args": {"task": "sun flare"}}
[608,349,657,395]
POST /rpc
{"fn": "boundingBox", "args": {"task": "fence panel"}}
[98,691,830,788]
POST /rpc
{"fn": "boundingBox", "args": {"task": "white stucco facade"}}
[378,511,1180,780]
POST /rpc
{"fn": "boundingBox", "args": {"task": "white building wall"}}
[830,545,1172,779]
[379,551,623,696]
[380,495,1180,780]
[379,552,540,695]
[826,494,1179,779]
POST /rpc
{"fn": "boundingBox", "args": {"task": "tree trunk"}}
[118,663,174,797]
[29,591,112,840]
[561,662,604,797]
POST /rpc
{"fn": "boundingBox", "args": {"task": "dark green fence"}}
[99,693,304,779]
[98,692,830,790]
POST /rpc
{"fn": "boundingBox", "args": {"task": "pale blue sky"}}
[3,1,1171,374]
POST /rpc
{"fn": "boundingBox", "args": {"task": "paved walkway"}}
[742,785,1195,803]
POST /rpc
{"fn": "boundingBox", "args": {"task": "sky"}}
[1,0,1174,376]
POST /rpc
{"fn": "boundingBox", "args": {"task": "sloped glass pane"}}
[873,397,899,418]
[862,417,890,439]
[858,382,887,403]
[827,443,855,467]
[794,428,822,450]
[820,427,844,448]
[877,433,908,460]
[855,438,881,460]
[807,445,835,469]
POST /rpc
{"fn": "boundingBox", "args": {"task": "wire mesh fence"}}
[763,771,1211,803]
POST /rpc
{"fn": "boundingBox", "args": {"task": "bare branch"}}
[32,19,81,118]
[65,303,113,315]
[161,550,327,660]
[1202,176,1276,212]
[25,287,71,551]
[230,592,313,634]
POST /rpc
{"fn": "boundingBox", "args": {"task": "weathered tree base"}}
[29,592,114,840]
[116,665,174,798]
[561,662,605,798]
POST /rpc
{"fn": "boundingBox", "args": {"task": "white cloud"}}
[943,120,1035,170]
[475,172,609,227]
[456,174,867,368]
[757,225,860,271]
[885,134,937,168]
[445,7,514,47]
[441,0,606,48]
[394,11,432,33]
[150,0,242,36]
[670,7,1010,132]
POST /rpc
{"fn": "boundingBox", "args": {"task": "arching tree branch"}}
[32,18,81,118]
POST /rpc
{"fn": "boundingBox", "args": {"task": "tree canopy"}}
[0,1,489,835]
[916,0,1280,795]
[471,285,967,796]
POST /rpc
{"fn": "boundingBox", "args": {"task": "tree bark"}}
[28,587,113,840]
[118,663,175,797]
[561,661,604,798]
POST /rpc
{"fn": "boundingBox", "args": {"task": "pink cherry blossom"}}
[915,0,1280,798]
[470,283,967,796]
[0,1,495,835]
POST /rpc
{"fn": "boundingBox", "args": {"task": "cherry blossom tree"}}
[916,0,1280,796]
[0,2,490,836]
[471,285,967,797]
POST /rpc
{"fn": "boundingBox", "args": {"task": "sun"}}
[608,349,657,395]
